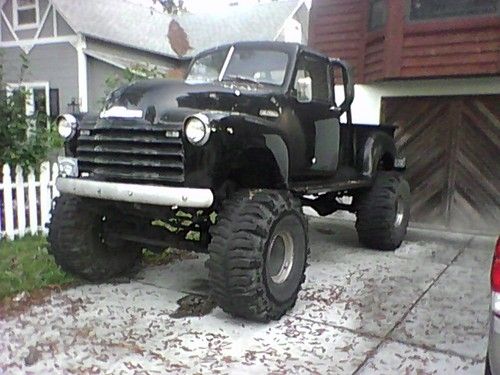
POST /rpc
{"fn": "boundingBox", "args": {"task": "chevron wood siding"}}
[381,95,500,234]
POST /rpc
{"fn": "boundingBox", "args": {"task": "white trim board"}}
[0,34,77,47]
[76,34,88,113]
[338,77,500,125]
[85,49,127,70]
[51,3,57,36]
[1,9,19,42]
[34,2,52,39]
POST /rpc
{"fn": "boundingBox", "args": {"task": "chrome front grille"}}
[77,118,184,185]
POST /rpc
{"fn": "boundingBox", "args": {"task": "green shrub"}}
[0,53,62,169]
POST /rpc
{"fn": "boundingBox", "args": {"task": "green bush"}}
[0,54,62,169]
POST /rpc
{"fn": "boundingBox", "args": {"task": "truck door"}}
[291,53,340,178]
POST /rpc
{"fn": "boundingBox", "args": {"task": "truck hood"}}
[103,79,284,123]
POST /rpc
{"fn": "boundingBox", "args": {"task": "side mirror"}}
[295,77,312,103]
[329,58,354,117]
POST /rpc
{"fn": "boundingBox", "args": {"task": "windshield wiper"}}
[222,75,262,85]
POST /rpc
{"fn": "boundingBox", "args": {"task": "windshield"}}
[186,48,228,83]
[186,47,289,86]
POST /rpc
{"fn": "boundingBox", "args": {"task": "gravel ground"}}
[0,218,495,374]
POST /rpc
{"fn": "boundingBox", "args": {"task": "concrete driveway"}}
[0,218,495,374]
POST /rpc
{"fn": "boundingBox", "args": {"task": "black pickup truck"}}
[50,41,410,322]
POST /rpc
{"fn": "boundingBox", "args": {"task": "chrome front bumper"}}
[56,178,214,208]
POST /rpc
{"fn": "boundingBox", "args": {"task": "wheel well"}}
[229,148,286,189]
[379,152,394,171]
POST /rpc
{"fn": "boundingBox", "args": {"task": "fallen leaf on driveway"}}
[24,346,41,366]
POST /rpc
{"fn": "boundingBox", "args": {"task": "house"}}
[0,0,309,115]
[310,0,500,234]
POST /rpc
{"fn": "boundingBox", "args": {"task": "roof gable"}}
[51,0,304,58]
[52,0,175,56]
[176,1,303,56]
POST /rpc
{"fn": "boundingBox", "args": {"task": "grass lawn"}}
[0,235,75,300]
[0,234,197,302]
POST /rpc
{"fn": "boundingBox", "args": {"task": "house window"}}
[13,0,39,30]
[6,82,53,127]
[369,0,388,30]
[409,0,498,20]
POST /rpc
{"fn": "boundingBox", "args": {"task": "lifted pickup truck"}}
[49,41,410,322]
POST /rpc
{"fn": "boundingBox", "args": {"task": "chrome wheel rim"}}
[267,231,294,284]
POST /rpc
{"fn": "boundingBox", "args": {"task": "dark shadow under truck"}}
[50,41,410,322]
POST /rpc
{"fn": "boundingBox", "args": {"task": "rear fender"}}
[359,132,397,178]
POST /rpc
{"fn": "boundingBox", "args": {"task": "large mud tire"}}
[208,190,309,322]
[355,171,410,251]
[485,354,491,375]
[48,194,142,282]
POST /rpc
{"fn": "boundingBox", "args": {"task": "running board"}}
[106,232,207,253]
[290,179,371,194]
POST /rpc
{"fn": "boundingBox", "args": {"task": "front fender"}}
[359,132,397,178]
[263,133,289,186]
[213,113,289,188]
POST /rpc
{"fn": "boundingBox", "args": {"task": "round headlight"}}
[185,115,210,145]
[57,114,77,139]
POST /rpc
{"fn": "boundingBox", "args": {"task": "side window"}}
[409,0,497,20]
[294,54,330,102]
[369,0,387,30]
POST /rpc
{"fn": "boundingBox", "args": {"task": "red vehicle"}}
[487,237,500,375]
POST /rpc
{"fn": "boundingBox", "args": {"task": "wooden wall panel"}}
[363,34,385,82]
[381,95,500,234]
[449,97,500,232]
[400,24,500,78]
[309,0,367,80]
[309,0,500,82]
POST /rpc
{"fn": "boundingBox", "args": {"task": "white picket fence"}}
[0,162,59,240]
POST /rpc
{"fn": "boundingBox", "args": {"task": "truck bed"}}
[289,123,398,194]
